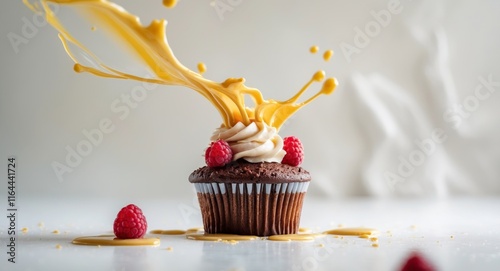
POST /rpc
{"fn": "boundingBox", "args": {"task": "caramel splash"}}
[24,0,337,130]
[72,235,160,246]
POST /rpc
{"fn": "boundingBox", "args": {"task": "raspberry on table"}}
[282,136,304,166]
[205,139,233,168]
[400,252,436,271]
[113,204,147,239]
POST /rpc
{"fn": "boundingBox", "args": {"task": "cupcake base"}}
[193,182,309,236]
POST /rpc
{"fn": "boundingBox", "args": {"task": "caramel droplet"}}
[323,50,334,61]
[310,45,319,54]
[163,0,177,8]
[197,62,206,75]
[313,70,325,82]
[320,78,337,95]
[72,235,160,246]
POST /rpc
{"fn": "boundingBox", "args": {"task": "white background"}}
[1,0,500,201]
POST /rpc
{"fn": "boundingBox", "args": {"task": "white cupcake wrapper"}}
[193,182,309,195]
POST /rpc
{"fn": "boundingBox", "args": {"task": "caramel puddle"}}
[187,233,259,241]
[150,229,186,235]
[187,232,322,242]
[72,235,160,246]
[268,234,322,242]
[152,227,320,242]
[323,227,379,238]
[151,227,379,243]
[298,227,312,234]
[150,228,204,235]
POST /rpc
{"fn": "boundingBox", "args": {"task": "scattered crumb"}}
[91,26,96,31]
[450,235,454,239]
[369,237,378,242]
[340,236,344,240]
[318,243,325,248]
[97,245,101,248]
[436,241,440,243]
[52,230,60,234]
[386,230,391,234]
[55,244,62,249]
[21,227,29,233]
[38,222,45,228]
[410,225,417,230]
[337,224,344,228]
[372,243,379,248]
[166,247,173,251]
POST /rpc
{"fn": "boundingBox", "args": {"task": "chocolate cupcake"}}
[189,160,310,236]
[189,121,312,236]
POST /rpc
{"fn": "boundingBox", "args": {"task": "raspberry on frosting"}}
[205,140,233,168]
[282,136,304,166]
[113,204,148,239]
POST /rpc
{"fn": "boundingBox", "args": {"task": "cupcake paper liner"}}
[193,182,309,236]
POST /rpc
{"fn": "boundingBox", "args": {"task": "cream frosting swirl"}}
[210,122,285,163]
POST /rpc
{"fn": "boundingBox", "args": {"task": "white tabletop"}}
[2,197,500,271]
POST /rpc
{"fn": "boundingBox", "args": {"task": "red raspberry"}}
[400,252,435,271]
[205,140,233,168]
[282,136,304,166]
[113,204,147,239]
